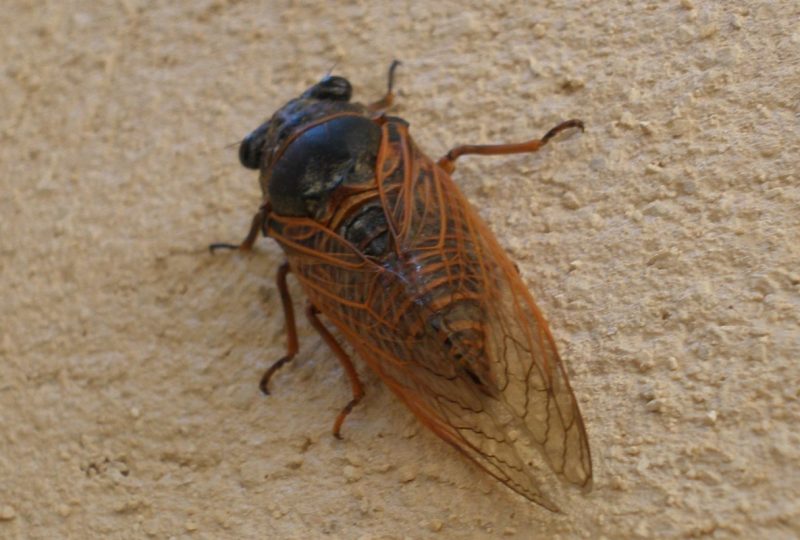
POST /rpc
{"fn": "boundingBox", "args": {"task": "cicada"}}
[212,62,592,510]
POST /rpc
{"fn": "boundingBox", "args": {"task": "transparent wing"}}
[268,119,591,510]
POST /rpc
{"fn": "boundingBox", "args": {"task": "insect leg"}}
[259,262,299,394]
[305,303,365,439]
[366,60,401,112]
[436,119,584,174]
[208,208,265,253]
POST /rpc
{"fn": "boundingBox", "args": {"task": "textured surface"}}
[1,1,799,538]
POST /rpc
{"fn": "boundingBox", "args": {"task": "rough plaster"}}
[1,1,799,538]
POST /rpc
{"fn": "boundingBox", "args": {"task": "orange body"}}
[213,64,592,510]
[265,115,591,510]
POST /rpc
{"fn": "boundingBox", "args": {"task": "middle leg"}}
[436,119,584,174]
[305,303,365,439]
[259,262,299,394]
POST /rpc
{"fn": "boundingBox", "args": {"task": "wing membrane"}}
[269,119,591,509]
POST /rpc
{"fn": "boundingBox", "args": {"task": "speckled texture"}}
[1,1,799,538]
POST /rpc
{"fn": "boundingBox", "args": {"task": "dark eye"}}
[308,76,352,101]
[239,126,267,170]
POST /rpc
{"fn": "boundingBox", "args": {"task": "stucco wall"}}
[1,1,798,538]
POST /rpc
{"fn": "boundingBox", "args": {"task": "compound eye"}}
[239,127,265,170]
[308,76,352,101]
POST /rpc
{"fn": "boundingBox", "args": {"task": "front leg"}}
[366,60,401,113]
[209,207,266,253]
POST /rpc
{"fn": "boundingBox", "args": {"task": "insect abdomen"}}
[405,241,495,389]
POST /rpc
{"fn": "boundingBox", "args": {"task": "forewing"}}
[269,120,591,509]
[371,120,592,507]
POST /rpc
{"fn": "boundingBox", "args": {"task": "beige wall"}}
[1,1,798,538]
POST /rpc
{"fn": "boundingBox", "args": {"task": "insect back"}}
[213,63,591,511]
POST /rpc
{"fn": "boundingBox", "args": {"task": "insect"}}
[211,61,592,510]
